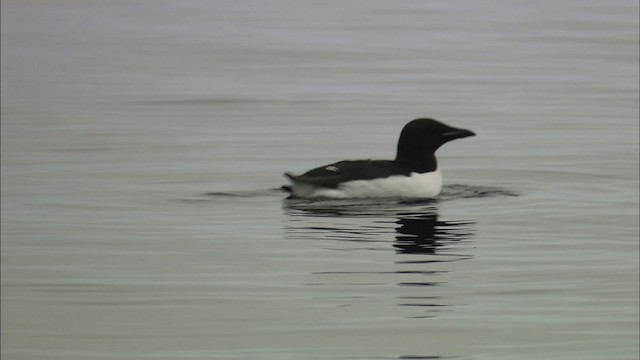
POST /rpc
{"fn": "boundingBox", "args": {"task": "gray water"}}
[1,1,638,359]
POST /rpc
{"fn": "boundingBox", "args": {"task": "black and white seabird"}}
[283,118,475,199]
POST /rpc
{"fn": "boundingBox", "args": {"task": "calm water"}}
[2,1,638,359]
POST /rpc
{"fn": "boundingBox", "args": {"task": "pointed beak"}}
[441,128,476,142]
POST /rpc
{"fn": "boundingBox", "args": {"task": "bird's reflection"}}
[283,198,475,318]
[394,214,474,256]
[284,199,474,256]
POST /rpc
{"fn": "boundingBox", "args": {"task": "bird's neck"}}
[396,152,438,173]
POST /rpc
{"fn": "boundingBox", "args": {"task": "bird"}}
[282,118,475,199]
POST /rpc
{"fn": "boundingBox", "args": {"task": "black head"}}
[395,118,475,171]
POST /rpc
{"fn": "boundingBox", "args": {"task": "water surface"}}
[2,1,638,359]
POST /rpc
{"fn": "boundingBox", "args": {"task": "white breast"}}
[293,170,442,199]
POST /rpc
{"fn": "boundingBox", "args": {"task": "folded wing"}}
[284,160,411,189]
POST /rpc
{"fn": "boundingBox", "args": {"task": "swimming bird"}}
[283,118,475,199]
